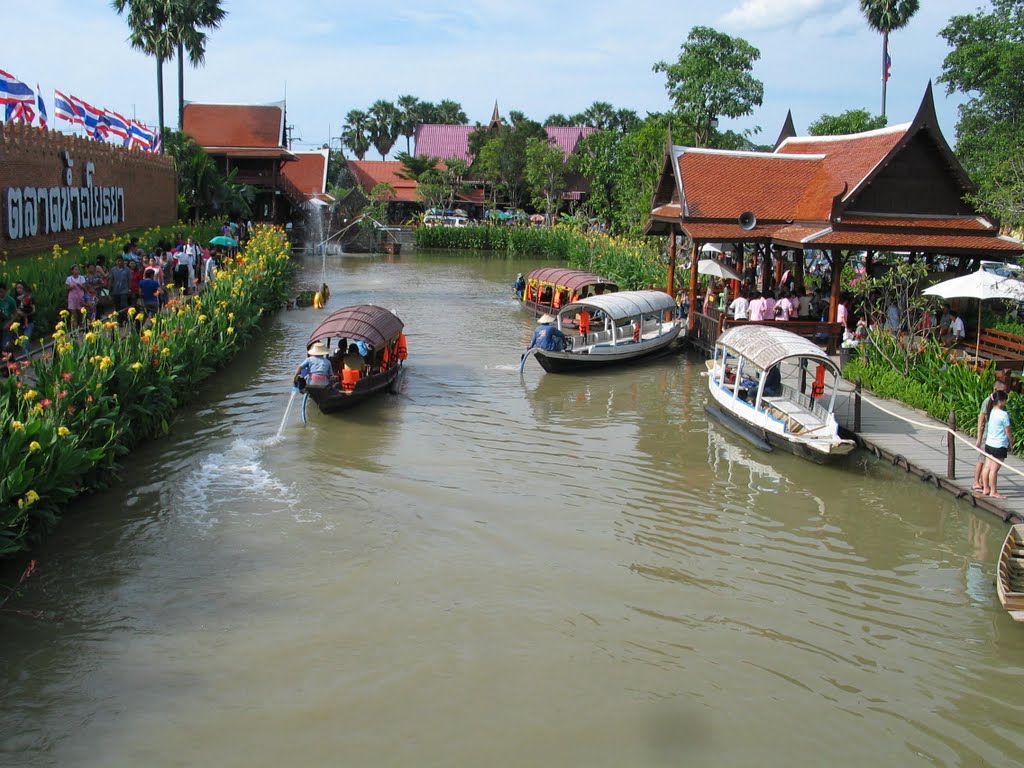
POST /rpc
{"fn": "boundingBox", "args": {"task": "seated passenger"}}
[294,341,333,390]
[343,342,365,371]
[763,365,782,397]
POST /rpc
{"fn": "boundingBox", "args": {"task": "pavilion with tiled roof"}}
[182,100,303,221]
[281,149,333,205]
[646,84,1024,331]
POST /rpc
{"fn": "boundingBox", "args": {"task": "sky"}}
[4,0,983,154]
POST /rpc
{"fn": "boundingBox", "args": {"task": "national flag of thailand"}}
[5,101,36,124]
[36,84,47,129]
[152,129,162,154]
[128,119,154,150]
[71,95,107,139]
[53,90,83,124]
[0,69,34,105]
[103,109,131,142]
[884,40,892,82]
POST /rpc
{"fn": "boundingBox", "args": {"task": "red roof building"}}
[281,149,332,203]
[182,100,302,221]
[647,84,1024,326]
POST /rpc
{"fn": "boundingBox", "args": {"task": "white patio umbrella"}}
[700,243,723,254]
[923,267,1024,361]
[698,258,743,282]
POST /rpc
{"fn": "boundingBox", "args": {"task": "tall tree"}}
[653,26,763,147]
[581,101,617,131]
[545,113,572,127]
[525,137,567,223]
[940,0,1024,230]
[368,99,399,160]
[435,99,468,125]
[341,109,371,160]
[168,0,226,129]
[808,109,887,136]
[396,94,421,154]
[112,0,174,143]
[858,0,920,118]
[395,151,439,181]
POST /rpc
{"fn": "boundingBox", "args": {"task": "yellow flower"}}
[55,320,66,331]
[128,307,137,318]
[59,309,69,318]
[16,335,27,346]
[84,332,97,343]
[29,441,41,452]
[32,403,43,414]
[91,319,103,329]
[161,347,170,356]
[25,490,39,505]
[198,314,207,322]
[98,356,112,370]
[226,326,234,335]
[131,361,143,371]
[141,329,152,341]
[52,329,65,340]
[57,426,71,437]
[80,307,87,315]
[227,312,235,321]
[8,322,19,332]
[23,389,37,401]
[11,421,24,431]
[166,284,175,290]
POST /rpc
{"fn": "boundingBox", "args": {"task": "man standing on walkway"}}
[176,237,200,294]
[974,380,1008,491]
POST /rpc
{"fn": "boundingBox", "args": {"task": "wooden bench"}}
[957,328,1024,372]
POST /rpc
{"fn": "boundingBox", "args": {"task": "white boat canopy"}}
[559,290,676,322]
[716,325,834,371]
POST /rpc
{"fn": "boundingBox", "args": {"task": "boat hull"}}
[704,402,854,465]
[534,326,682,373]
[997,524,1024,622]
[304,366,402,414]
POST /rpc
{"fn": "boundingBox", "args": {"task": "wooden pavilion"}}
[646,84,1024,346]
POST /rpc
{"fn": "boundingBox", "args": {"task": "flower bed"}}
[415,224,665,290]
[0,225,293,556]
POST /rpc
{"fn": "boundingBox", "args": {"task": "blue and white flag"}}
[103,109,130,143]
[128,119,154,150]
[0,69,34,104]
[36,84,47,129]
[53,89,82,124]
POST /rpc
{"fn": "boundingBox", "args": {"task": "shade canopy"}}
[307,304,404,349]
[922,267,1024,302]
[209,235,238,247]
[525,267,618,294]
[717,325,834,371]
[698,258,743,281]
[559,290,677,322]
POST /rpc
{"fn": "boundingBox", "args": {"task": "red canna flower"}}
[61,372,72,380]
[39,399,53,407]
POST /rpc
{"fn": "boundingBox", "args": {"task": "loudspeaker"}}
[738,211,757,231]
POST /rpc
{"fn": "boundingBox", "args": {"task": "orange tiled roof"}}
[780,228,1024,254]
[182,101,285,149]
[282,150,329,195]
[838,214,993,231]
[347,161,420,203]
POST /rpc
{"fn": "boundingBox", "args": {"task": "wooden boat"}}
[301,304,407,414]
[518,267,618,320]
[705,325,855,463]
[996,524,1024,621]
[523,290,682,373]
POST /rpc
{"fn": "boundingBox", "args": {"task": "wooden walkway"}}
[830,383,1024,523]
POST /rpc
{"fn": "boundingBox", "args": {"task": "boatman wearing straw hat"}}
[528,314,568,352]
[294,341,333,391]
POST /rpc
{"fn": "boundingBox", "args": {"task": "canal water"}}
[2,251,1023,767]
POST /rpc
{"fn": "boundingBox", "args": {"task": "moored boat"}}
[298,304,407,414]
[996,523,1024,622]
[523,290,682,373]
[705,325,855,463]
[518,267,618,320]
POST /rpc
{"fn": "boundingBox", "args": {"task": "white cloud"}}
[719,0,846,31]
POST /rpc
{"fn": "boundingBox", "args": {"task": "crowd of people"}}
[1,223,248,358]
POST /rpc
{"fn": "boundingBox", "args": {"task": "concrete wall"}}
[0,123,176,258]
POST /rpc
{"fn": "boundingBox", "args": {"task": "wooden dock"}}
[831,385,1024,523]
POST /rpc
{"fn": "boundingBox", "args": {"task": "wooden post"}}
[828,249,842,323]
[760,244,772,294]
[794,248,805,293]
[947,411,956,480]
[687,241,699,332]
[774,246,784,287]
[854,377,862,433]
[666,231,677,296]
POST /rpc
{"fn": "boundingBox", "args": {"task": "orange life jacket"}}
[341,368,362,391]
[578,311,591,336]
[396,334,408,360]
[811,364,826,399]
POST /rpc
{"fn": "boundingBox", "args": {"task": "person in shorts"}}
[974,380,1008,491]
[979,390,1012,500]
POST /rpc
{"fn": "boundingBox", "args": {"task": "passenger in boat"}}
[513,273,526,298]
[763,365,782,397]
[528,314,567,352]
[294,341,333,391]
[343,343,366,372]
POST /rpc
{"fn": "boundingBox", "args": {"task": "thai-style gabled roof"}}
[773,110,796,152]
[413,124,596,164]
[645,83,1024,257]
[281,149,329,196]
[346,160,420,203]
[182,101,287,151]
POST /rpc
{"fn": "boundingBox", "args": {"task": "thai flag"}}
[53,90,83,124]
[103,109,131,143]
[5,101,36,124]
[128,119,154,150]
[36,84,47,129]
[884,40,891,82]
[151,129,162,154]
[71,95,108,139]
[0,69,34,105]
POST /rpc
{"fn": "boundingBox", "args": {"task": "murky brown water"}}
[2,251,1023,767]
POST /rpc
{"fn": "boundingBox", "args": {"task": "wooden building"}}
[646,84,1024,341]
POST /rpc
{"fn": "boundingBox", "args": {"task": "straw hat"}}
[307,341,330,356]
[537,313,556,324]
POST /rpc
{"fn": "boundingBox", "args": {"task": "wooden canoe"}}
[996,523,1024,622]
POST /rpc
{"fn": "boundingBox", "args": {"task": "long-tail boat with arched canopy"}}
[518,267,618,320]
[299,304,407,414]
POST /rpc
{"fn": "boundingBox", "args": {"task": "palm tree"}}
[859,0,920,118]
[112,0,174,143]
[582,101,616,131]
[341,109,371,160]
[435,99,468,125]
[396,94,421,154]
[368,100,399,160]
[169,0,226,129]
